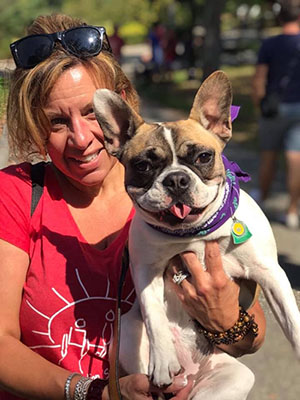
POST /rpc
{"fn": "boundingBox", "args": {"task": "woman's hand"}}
[166,240,266,356]
[102,374,193,400]
[167,240,240,332]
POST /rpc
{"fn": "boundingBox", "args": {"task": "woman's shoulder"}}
[0,163,33,219]
[0,162,32,188]
[0,161,52,184]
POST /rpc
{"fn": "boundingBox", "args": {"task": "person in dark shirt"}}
[252,5,300,229]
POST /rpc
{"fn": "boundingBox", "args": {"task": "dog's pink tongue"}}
[169,204,192,219]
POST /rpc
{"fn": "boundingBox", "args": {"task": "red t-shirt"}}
[0,163,135,397]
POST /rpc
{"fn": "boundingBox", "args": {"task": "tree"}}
[202,0,226,80]
[62,0,157,29]
[0,0,60,57]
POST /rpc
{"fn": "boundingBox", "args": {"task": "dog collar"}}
[147,155,250,238]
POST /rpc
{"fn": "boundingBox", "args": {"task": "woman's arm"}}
[167,241,266,357]
[0,238,82,400]
[217,298,266,357]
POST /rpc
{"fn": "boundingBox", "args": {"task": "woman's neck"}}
[52,161,126,207]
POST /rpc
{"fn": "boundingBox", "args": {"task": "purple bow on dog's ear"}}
[230,105,240,122]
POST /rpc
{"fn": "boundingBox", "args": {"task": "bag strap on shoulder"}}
[30,162,47,217]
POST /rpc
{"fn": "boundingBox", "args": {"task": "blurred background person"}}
[109,24,125,64]
[161,27,178,72]
[148,22,165,74]
[252,4,300,229]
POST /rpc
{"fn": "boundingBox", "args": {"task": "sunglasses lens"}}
[64,27,102,57]
[15,36,53,68]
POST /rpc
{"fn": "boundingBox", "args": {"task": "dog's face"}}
[93,71,233,230]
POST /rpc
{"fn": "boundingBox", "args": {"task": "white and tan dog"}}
[93,71,300,399]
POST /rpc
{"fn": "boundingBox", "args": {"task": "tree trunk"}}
[202,0,226,81]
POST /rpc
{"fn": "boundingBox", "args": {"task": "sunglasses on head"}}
[10,25,112,69]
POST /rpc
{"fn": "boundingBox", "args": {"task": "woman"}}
[0,13,265,400]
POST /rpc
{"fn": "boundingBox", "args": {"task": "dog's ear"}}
[189,71,233,147]
[93,89,144,159]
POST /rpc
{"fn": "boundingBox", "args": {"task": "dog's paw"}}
[148,348,181,387]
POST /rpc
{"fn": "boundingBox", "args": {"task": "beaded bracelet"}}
[196,306,259,345]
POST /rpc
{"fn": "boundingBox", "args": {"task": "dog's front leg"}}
[133,266,181,388]
[245,259,300,358]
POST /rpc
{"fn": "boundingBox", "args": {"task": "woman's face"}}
[44,65,117,189]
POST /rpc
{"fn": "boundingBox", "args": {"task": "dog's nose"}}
[163,171,191,194]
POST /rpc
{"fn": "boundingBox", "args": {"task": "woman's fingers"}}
[166,256,190,301]
[204,240,228,279]
[180,241,230,290]
[166,241,241,331]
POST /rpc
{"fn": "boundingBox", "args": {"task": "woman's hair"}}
[7,14,139,160]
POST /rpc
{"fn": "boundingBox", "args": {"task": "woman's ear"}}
[120,89,126,100]
[120,89,127,100]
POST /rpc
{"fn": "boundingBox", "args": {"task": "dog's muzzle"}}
[172,270,191,286]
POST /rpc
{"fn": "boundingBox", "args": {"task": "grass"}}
[135,64,259,150]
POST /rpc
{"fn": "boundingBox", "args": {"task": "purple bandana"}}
[147,155,250,237]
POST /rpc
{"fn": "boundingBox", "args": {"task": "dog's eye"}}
[134,160,152,172]
[195,152,212,164]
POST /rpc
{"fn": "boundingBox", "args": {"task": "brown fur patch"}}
[166,119,225,179]
[123,123,171,162]
[165,119,223,151]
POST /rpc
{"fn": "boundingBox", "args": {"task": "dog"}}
[93,71,300,399]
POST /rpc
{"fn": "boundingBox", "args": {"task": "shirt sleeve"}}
[0,163,32,253]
